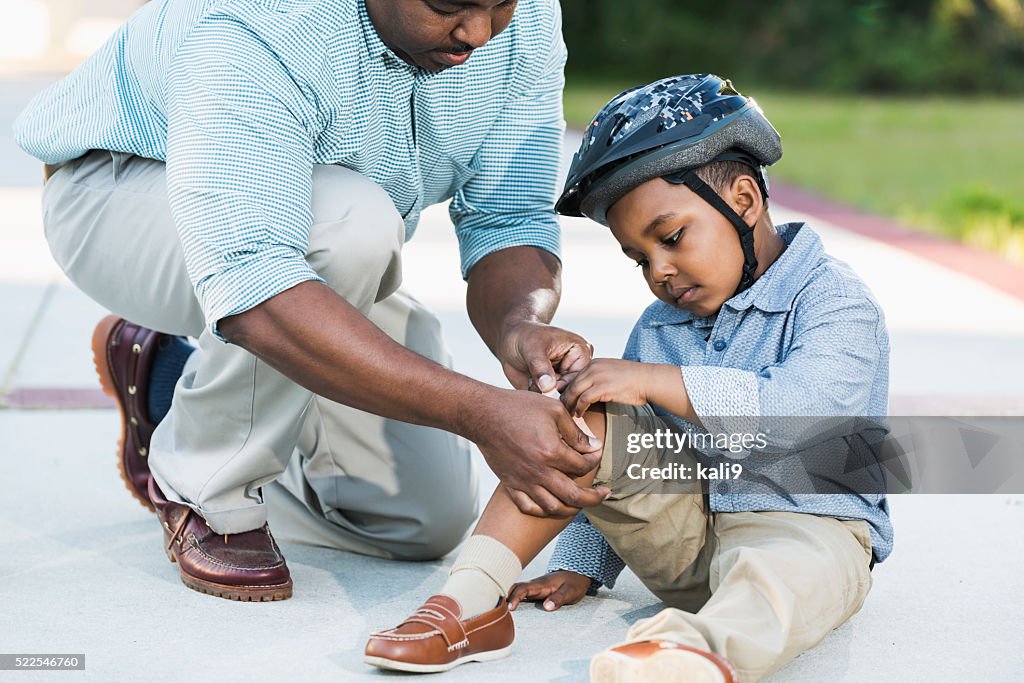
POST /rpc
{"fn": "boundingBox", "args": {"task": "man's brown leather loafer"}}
[91,315,167,512]
[365,594,514,673]
[149,478,293,602]
[590,640,739,683]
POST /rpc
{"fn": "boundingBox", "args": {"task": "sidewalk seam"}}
[0,278,58,407]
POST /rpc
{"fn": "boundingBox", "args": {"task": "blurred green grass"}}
[564,83,1024,265]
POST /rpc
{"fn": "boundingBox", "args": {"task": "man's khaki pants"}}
[42,150,478,560]
[587,404,876,682]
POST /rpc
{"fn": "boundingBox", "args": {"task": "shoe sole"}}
[91,314,155,513]
[164,544,294,602]
[364,644,513,673]
[590,648,734,683]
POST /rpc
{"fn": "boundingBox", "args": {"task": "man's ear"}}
[727,174,764,228]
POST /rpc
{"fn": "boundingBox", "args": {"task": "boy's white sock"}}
[440,534,522,618]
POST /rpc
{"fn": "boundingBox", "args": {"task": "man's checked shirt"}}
[15,0,566,338]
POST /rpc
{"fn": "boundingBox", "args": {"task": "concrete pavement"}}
[2,78,1023,681]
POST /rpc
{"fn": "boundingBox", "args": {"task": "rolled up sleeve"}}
[451,5,566,278]
[681,365,759,439]
[547,513,626,591]
[165,15,323,340]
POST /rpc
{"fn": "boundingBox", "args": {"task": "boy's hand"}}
[561,359,651,417]
[508,570,592,612]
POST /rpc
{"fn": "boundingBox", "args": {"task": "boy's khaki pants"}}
[42,150,478,560]
[586,404,876,683]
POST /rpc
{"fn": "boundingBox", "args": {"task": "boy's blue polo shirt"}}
[549,221,894,588]
[13,0,566,340]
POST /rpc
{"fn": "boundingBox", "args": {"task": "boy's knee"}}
[306,166,403,304]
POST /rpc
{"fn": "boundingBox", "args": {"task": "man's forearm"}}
[466,246,562,355]
[219,280,494,440]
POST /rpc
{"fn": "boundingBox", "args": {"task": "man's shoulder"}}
[161,0,356,71]
[469,0,563,72]
[509,0,561,29]
[204,0,357,45]
[215,0,357,27]
[165,0,361,105]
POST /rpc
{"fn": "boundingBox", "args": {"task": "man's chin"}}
[415,49,472,71]
[409,55,447,72]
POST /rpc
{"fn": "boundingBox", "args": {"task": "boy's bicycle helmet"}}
[556,74,782,295]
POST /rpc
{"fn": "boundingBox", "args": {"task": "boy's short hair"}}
[694,159,763,198]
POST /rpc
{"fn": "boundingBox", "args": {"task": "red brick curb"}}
[2,387,114,410]
[771,181,1024,302]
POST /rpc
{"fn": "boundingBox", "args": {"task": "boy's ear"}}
[727,174,764,228]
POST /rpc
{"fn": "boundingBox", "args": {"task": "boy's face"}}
[606,177,748,318]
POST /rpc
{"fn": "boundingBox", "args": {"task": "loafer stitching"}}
[370,611,508,642]
[370,632,441,642]
[464,611,510,636]
[182,576,293,590]
[187,535,286,572]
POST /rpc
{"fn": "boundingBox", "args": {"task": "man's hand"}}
[222,282,608,517]
[508,570,592,611]
[467,388,608,517]
[465,247,592,393]
[499,320,593,393]
[464,247,614,511]
[560,358,652,417]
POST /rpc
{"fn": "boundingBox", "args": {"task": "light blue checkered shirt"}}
[14,0,566,338]
[549,222,894,588]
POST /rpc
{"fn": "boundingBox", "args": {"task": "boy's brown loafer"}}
[91,315,167,512]
[149,478,293,602]
[364,594,514,673]
[590,640,739,683]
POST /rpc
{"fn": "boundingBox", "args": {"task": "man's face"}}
[607,178,747,318]
[366,0,518,72]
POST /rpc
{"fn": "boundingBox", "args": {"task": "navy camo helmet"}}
[556,73,783,295]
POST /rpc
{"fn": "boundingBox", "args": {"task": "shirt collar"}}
[641,222,823,328]
[359,0,418,73]
[726,221,822,314]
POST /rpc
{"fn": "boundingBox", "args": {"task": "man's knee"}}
[41,151,204,336]
[369,291,450,364]
[306,166,404,306]
[388,487,479,561]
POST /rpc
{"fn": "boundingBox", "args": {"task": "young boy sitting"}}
[364,73,892,682]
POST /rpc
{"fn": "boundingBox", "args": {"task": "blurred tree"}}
[561,0,1024,93]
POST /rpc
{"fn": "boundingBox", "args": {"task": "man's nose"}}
[452,11,492,49]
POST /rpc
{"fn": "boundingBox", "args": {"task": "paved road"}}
[2,77,1022,682]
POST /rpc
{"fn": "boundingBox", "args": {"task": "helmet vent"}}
[555,74,782,224]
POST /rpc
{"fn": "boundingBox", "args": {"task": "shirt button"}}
[713,340,727,351]
[717,482,730,494]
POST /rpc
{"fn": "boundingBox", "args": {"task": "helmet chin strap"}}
[663,170,759,296]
